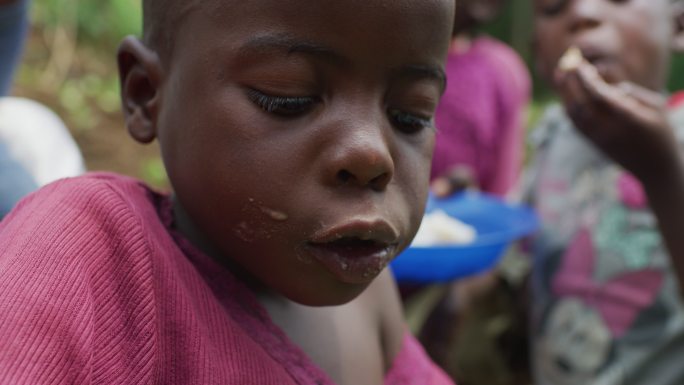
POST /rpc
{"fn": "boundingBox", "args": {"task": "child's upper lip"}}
[308,219,400,246]
[574,44,613,66]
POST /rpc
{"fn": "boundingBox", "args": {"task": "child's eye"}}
[388,109,433,134]
[247,89,319,116]
[537,0,567,16]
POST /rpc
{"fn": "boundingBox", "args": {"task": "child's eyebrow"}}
[237,34,347,65]
[237,34,446,91]
[395,65,447,92]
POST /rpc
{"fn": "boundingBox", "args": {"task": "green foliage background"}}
[32,0,141,48]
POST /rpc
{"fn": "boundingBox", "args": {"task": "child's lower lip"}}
[305,241,395,284]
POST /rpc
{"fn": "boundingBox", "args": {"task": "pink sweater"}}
[431,37,530,195]
[0,173,454,385]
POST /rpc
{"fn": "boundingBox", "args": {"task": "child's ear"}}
[671,3,684,53]
[117,36,164,144]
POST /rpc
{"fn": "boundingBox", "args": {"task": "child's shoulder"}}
[6,171,161,222]
[0,172,167,271]
[31,170,155,201]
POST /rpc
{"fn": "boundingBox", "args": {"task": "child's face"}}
[155,0,453,305]
[533,0,675,91]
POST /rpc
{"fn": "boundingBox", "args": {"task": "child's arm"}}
[556,58,684,292]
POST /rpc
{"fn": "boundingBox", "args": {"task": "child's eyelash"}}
[539,0,567,16]
[247,89,318,116]
[388,109,434,134]
[247,89,432,133]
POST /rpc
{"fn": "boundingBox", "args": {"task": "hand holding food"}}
[430,165,477,198]
[554,45,676,182]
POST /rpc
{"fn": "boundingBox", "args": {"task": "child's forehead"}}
[181,0,455,48]
[147,0,454,68]
[200,0,452,21]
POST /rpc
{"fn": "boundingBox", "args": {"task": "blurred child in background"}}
[0,0,27,94]
[522,0,684,383]
[430,0,530,197]
[0,0,37,218]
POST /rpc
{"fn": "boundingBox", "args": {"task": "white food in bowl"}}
[411,209,477,246]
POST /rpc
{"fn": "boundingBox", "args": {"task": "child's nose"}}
[325,125,395,192]
[567,0,603,34]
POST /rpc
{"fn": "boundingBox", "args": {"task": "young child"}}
[523,0,684,383]
[0,0,27,95]
[0,0,36,218]
[0,1,457,384]
[430,0,529,197]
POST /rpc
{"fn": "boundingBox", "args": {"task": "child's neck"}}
[171,196,272,295]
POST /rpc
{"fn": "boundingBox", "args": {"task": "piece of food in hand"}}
[411,209,477,246]
[558,46,583,71]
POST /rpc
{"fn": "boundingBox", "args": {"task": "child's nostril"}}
[337,170,353,183]
[370,173,390,190]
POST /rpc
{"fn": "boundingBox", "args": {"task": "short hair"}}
[142,0,203,60]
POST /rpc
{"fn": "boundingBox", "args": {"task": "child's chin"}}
[289,283,370,307]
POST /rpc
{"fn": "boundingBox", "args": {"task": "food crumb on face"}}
[260,206,289,221]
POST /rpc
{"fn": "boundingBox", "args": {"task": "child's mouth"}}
[313,237,390,257]
[306,238,395,284]
[305,221,399,284]
[560,45,620,84]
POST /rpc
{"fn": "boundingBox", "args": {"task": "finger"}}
[574,61,643,116]
[574,64,671,138]
[430,178,452,198]
[575,61,622,106]
[555,66,585,103]
[617,81,667,110]
[556,68,594,124]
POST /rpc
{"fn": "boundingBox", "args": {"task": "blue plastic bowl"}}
[390,191,539,283]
